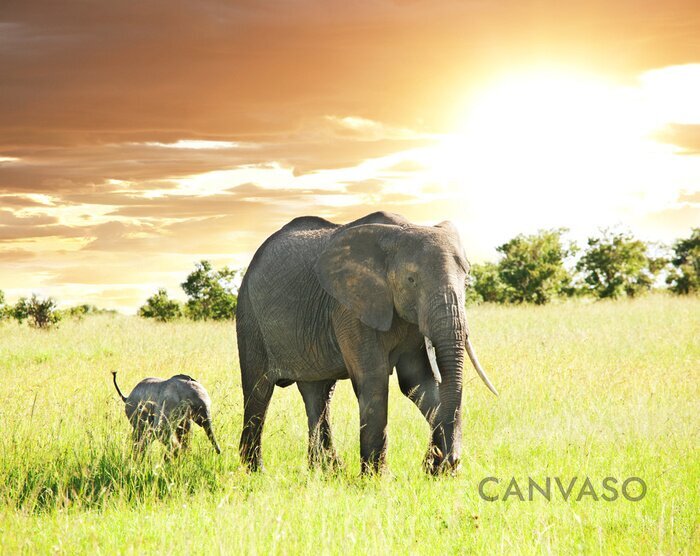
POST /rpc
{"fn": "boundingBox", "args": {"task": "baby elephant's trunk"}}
[201,416,221,454]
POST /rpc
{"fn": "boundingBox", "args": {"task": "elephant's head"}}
[315,221,497,473]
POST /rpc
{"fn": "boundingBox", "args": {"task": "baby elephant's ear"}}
[314,224,397,331]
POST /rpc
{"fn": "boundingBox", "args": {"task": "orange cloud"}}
[1,0,699,310]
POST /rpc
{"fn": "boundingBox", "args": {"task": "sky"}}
[1,0,699,312]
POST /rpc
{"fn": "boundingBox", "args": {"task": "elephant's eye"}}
[407,276,415,284]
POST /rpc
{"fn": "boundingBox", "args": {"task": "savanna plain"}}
[0,295,698,554]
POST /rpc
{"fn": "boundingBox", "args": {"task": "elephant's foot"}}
[239,444,265,472]
[241,455,265,473]
[360,453,387,476]
[308,447,344,473]
[423,445,461,476]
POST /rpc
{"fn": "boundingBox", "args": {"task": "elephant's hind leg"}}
[240,373,274,471]
[297,380,341,470]
[131,420,153,458]
[174,418,192,454]
[237,311,275,471]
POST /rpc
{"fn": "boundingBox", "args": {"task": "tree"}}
[64,304,116,319]
[138,289,182,322]
[496,229,574,304]
[466,262,509,304]
[666,228,700,295]
[180,260,238,320]
[0,289,8,320]
[13,294,62,329]
[576,229,661,299]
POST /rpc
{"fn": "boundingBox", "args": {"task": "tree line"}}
[467,227,699,305]
[0,260,238,328]
[0,294,116,329]
[1,228,697,327]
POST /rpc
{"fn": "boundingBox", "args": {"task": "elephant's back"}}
[241,216,338,293]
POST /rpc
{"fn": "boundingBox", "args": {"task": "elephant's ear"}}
[435,220,469,271]
[314,224,396,331]
[435,220,461,239]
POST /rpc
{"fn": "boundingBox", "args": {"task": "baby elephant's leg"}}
[131,419,153,457]
[175,418,192,453]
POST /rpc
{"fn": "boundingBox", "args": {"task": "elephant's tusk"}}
[466,337,499,396]
[424,336,442,384]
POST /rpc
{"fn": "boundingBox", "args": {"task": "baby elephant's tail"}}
[111,371,128,402]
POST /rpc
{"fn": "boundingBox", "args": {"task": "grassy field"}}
[0,295,698,554]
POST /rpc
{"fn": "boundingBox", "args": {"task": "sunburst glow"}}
[413,67,699,246]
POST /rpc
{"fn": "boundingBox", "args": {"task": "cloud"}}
[0,194,53,207]
[0,209,57,226]
[638,204,700,240]
[2,0,700,310]
[4,0,698,151]
[0,208,86,241]
[0,248,35,262]
[678,191,700,203]
[654,124,700,154]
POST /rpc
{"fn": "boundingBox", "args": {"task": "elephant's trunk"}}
[424,288,466,473]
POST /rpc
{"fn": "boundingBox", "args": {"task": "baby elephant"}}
[112,371,221,457]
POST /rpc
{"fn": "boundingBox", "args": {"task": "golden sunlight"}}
[418,66,698,239]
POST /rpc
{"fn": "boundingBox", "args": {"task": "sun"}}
[438,68,662,182]
[417,67,683,234]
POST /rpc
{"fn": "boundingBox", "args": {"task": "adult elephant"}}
[237,211,497,475]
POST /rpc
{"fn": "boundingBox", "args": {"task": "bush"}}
[576,229,663,299]
[0,289,8,320]
[13,294,62,329]
[495,229,574,305]
[181,260,238,320]
[138,289,182,322]
[466,262,509,304]
[666,228,700,295]
[63,304,117,320]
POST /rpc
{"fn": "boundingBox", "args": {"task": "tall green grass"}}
[0,295,698,554]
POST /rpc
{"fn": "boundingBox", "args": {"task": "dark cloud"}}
[3,0,699,150]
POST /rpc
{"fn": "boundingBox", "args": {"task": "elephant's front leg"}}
[357,371,389,474]
[396,349,440,425]
[297,380,341,470]
[396,349,443,472]
[335,316,391,474]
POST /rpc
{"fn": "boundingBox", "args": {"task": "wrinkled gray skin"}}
[237,211,496,475]
[112,372,221,457]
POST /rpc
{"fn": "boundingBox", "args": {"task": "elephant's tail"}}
[111,371,128,402]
